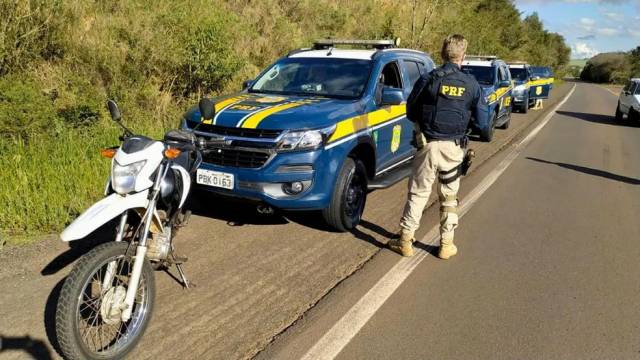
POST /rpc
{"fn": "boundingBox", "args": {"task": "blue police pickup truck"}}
[461,56,513,141]
[508,62,554,113]
[182,40,435,231]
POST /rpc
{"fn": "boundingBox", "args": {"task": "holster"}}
[460,148,476,176]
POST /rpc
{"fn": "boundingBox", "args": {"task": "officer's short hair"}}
[441,34,468,62]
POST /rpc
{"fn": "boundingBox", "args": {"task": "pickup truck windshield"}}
[250,58,373,99]
[531,66,552,78]
[509,68,528,81]
[461,66,494,85]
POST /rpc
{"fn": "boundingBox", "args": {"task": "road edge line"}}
[298,84,577,360]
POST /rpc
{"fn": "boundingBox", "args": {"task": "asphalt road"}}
[0,82,600,360]
[258,82,640,360]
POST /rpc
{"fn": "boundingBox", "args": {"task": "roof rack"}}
[313,39,399,50]
[465,55,497,61]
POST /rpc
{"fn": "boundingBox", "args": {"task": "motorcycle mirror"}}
[106,100,122,122]
[199,98,215,121]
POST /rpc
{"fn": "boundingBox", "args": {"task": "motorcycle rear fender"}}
[61,190,150,242]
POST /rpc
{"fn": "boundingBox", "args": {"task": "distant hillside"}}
[580,50,640,83]
[570,59,588,68]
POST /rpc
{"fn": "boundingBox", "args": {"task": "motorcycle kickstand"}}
[175,262,191,289]
[169,247,194,289]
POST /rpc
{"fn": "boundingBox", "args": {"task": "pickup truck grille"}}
[189,122,282,139]
[202,148,271,168]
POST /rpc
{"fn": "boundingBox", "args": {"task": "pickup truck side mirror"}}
[199,98,215,121]
[498,80,511,88]
[380,87,404,106]
[242,80,254,90]
[106,99,121,122]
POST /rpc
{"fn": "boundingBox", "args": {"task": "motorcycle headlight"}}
[278,125,336,152]
[111,160,146,194]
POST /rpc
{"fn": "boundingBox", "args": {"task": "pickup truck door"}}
[528,68,551,101]
[373,60,412,172]
[620,82,636,112]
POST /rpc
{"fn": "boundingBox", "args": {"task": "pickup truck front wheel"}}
[615,102,624,122]
[323,157,367,232]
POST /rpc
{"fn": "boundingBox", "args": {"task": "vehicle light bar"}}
[313,39,399,50]
[465,55,497,61]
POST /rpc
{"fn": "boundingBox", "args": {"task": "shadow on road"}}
[41,221,115,276]
[0,334,53,360]
[188,191,336,231]
[527,157,640,185]
[556,110,639,128]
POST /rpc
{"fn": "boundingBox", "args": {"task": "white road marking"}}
[600,86,619,97]
[299,84,577,360]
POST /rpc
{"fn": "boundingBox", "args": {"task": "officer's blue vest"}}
[413,63,477,141]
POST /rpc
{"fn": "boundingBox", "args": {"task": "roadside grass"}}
[0,121,166,246]
[0,0,572,244]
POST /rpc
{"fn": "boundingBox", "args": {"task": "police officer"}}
[388,34,489,259]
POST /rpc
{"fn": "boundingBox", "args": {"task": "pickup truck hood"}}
[184,93,362,131]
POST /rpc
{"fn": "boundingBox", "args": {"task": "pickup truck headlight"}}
[513,84,529,95]
[111,160,146,194]
[278,125,336,151]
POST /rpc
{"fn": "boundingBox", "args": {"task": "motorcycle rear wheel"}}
[55,241,155,360]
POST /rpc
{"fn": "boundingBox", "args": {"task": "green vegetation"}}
[580,47,640,83]
[0,0,569,243]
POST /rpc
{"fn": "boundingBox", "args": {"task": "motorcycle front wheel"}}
[56,241,155,360]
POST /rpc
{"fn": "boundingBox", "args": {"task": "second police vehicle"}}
[182,40,435,232]
[508,62,554,113]
[461,55,513,141]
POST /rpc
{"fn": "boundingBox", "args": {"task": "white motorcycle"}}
[55,99,215,359]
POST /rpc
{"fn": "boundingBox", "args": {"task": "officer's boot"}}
[438,237,457,260]
[388,231,414,257]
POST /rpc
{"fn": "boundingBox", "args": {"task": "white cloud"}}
[602,11,625,21]
[597,27,622,36]
[628,29,640,37]
[580,17,597,26]
[572,42,600,58]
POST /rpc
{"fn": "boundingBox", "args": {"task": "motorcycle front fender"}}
[61,190,150,242]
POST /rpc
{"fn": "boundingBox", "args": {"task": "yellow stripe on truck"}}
[328,104,406,143]
[240,101,307,129]
[215,95,249,113]
[528,78,553,87]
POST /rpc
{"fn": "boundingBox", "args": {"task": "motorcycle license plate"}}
[196,169,234,190]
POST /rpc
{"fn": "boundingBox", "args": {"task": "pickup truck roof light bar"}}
[465,55,498,61]
[313,39,398,50]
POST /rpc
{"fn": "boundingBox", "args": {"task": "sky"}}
[513,0,640,59]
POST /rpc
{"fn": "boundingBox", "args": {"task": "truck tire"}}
[629,107,639,123]
[615,102,624,122]
[56,242,155,360]
[521,95,529,114]
[322,157,367,232]
[480,112,496,142]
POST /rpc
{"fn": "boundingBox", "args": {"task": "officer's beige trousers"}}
[399,140,464,244]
